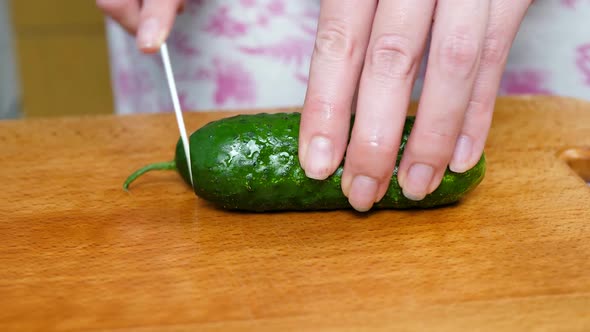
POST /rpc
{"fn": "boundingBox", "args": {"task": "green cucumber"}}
[123,112,486,212]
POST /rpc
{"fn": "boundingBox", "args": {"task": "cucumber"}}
[123,112,486,212]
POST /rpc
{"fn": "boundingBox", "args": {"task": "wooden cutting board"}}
[1,96,589,331]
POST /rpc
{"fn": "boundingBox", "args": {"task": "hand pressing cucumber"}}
[123,113,486,212]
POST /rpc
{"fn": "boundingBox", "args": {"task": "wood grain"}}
[1,96,589,331]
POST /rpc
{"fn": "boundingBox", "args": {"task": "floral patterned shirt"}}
[104,0,590,115]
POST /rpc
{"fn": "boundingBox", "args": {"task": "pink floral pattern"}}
[561,0,590,8]
[104,0,590,115]
[105,0,320,113]
[209,58,257,106]
[576,43,590,86]
[169,32,201,56]
[203,6,249,38]
[500,70,553,95]
[267,0,285,15]
[239,38,313,65]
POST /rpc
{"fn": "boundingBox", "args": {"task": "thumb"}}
[96,0,141,34]
[137,0,185,53]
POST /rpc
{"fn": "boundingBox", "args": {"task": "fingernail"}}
[304,136,334,180]
[137,18,163,49]
[402,163,434,201]
[348,175,378,212]
[450,135,473,173]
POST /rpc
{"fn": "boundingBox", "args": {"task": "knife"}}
[160,42,194,187]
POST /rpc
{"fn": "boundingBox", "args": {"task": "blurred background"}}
[0,0,113,119]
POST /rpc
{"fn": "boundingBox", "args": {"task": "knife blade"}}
[160,43,194,187]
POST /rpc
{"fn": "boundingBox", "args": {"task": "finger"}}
[449,0,532,172]
[137,0,184,53]
[96,0,141,34]
[341,0,436,212]
[397,0,491,201]
[298,0,377,180]
[178,0,187,14]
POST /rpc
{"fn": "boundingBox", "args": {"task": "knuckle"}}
[368,34,417,81]
[467,100,486,116]
[439,32,481,77]
[481,35,510,67]
[464,98,495,130]
[424,127,455,142]
[314,18,357,61]
[302,96,352,138]
[466,100,491,117]
[305,97,337,121]
[358,134,399,158]
[406,139,452,164]
[349,136,399,179]
[412,125,457,158]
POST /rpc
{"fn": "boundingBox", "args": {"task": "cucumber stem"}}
[123,161,177,191]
